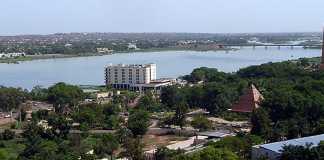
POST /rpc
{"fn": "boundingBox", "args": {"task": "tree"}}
[0,86,29,112]
[299,58,310,67]
[47,114,72,139]
[22,122,46,141]
[173,102,188,130]
[19,139,59,160]
[280,144,318,160]
[209,134,263,159]
[191,114,212,131]
[138,92,158,111]
[94,134,119,159]
[155,147,183,160]
[47,82,84,112]
[251,108,272,139]
[30,86,49,101]
[161,86,184,109]
[121,137,144,160]
[202,83,234,115]
[1,129,15,140]
[173,146,239,160]
[127,110,150,137]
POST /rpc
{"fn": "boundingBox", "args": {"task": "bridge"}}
[219,44,322,50]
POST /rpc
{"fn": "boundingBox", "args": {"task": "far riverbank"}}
[0,47,234,64]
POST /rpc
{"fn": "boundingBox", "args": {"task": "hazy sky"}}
[1,0,323,35]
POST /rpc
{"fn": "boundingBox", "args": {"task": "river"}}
[0,47,321,90]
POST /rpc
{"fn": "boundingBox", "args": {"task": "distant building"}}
[96,48,114,54]
[0,52,26,59]
[230,84,264,113]
[105,64,173,94]
[252,134,324,160]
[64,43,72,47]
[128,43,138,50]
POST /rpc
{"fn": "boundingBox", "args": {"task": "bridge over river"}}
[220,44,322,50]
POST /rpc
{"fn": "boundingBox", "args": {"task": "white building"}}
[105,63,173,94]
[105,63,156,87]
[97,48,114,54]
[0,52,26,59]
[128,43,138,50]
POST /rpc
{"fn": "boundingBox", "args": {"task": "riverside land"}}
[0,32,321,63]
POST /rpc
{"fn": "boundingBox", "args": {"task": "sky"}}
[0,0,323,35]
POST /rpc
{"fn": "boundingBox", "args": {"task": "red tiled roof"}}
[231,84,264,113]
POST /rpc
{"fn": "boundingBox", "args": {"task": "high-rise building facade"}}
[105,63,157,89]
[320,28,324,70]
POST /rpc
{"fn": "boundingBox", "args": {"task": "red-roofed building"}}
[230,84,264,113]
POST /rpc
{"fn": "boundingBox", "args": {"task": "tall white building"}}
[105,63,157,89]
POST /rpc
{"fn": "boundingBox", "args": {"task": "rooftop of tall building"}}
[106,63,156,68]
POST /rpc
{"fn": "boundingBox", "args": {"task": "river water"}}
[0,47,321,89]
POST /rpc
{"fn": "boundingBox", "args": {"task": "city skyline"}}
[0,0,324,35]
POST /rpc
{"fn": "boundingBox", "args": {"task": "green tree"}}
[173,102,188,130]
[121,137,144,160]
[155,147,183,160]
[251,108,272,139]
[1,129,15,140]
[94,134,119,159]
[47,82,84,112]
[127,110,150,137]
[47,114,72,139]
[161,86,184,109]
[0,86,29,112]
[191,114,212,131]
[30,86,49,101]
[173,146,239,160]
[280,144,318,160]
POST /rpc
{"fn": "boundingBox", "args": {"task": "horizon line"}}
[0,30,322,37]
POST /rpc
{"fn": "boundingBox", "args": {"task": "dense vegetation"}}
[1,58,324,159]
[161,59,324,141]
[280,142,324,160]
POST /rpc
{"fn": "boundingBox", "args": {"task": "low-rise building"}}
[128,43,138,50]
[97,48,114,54]
[0,52,26,58]
[252,134,324,160]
